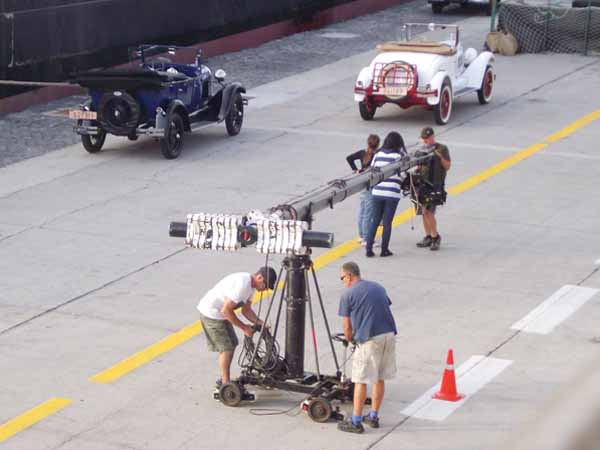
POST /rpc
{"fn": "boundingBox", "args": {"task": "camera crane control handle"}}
[331,332,354,348]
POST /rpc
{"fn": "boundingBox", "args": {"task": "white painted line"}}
[402,356,512,422]
[511,285,599,335]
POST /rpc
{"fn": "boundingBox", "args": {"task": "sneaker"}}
[416,235,432,248]
[362,415,380,428]
[380,249,393,257]
[337,420,365,434]
[215,378,223,389]
[430,235,441,251]
[365,250,375,258]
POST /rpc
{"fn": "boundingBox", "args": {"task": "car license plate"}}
[69,110,97,120]
[383,87,407,97]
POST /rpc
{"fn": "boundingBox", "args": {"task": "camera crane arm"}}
[270,151,433,223]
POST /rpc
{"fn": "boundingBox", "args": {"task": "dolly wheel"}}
[307,397,332,423]
[219,383,242,407]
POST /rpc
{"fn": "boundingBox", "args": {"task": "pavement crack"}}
[0,247,187,337]
[577,266,600,286]
[259,131,288,144]
[49,407,130,450]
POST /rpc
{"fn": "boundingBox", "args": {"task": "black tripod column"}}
[284,255,309,379]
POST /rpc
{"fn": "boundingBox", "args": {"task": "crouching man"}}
[337,262,397,433]
[197,266,276,387]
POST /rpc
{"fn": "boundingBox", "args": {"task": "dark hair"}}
[256,266,277,290]
[341,261,361,277]
[382,131,405,152]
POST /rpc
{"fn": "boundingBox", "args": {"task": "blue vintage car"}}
[69,45,247,159]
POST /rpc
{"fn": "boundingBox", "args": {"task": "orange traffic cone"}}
[432,349,465,402]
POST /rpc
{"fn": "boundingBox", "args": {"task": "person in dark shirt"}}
[337,262,397,434]
[415,127,451,251]
[345,134,380,246]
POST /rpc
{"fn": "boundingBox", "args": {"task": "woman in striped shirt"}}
[365,131,407,257]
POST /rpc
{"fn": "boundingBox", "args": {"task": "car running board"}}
[189,120,222,133]
[453,87,478,98]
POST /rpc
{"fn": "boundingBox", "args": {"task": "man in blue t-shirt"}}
[337,262,397,434]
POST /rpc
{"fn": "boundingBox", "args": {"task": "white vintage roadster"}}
[353,23,495,125]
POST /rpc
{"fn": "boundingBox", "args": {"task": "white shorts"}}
[351,332,397,384]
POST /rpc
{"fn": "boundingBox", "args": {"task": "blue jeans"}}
[366,197,400,252]
[358,190,375,240]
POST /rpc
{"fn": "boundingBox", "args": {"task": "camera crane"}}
[169,151,431,422]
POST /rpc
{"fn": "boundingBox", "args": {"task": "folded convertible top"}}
[71,69,188,90]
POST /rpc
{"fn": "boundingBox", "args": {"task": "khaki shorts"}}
[351,332,397,384]
[200,314,239,352]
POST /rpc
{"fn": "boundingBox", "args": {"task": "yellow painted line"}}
[0,398,71,443]
[543,109,600,143]
[91,108,600,383]
[90,321,203,383]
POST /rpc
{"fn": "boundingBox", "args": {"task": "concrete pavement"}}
[1,10,600,450]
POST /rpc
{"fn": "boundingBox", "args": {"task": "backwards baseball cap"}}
[257,266,277,290]
[420,126,435,139]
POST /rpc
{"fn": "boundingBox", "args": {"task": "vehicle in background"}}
[69,45,247,159]
[353,23,495,125]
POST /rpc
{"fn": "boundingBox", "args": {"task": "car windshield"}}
[398,23,458,48]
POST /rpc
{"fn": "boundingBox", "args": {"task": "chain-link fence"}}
[497,0,600,55]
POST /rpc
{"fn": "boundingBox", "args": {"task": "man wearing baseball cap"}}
[197,266,276,387]
[415,127,451,251]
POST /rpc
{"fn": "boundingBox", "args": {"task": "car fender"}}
[427,71,451,106]
[167,100,191,132]
[218,82,246,121]
[354,66,372,102]
[463,51,495,90]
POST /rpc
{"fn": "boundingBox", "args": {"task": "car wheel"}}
[225,92,244,136]
[477,65,494,105]
[358,101,376,121]
[81,128,106,154]
[160,112,185,159]
[432,3,444,13]
[434,80,453,125]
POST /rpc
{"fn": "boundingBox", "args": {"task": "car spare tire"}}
[97,91,141,136]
